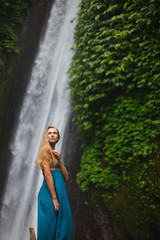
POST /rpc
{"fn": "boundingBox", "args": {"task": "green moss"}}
[105,156,160,239]
[0,63,15,104]
[0,64,15,107]
[0,60,16,137]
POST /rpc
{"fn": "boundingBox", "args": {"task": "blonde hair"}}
[36,126,60,169]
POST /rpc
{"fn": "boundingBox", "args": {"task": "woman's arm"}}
[52,150,69,182]
[59,159,69,182]
[43,160,59,212]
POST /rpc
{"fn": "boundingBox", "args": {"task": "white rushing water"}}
[0,0,78,239]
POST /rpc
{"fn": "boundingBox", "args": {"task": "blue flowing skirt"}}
[37,168,73,240]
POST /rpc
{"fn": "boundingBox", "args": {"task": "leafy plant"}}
[69,0,160,239]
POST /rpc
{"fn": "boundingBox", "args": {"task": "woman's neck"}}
[50,143,55,149]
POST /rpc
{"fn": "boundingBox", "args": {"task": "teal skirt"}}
[37,167,73,240]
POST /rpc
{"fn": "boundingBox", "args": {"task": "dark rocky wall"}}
[0,0,54,206]
[62,110,120,240]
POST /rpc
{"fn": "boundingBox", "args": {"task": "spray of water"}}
[0,0,79,239]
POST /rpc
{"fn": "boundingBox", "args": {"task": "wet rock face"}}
[0,0,54,207]
[62,111,119,240]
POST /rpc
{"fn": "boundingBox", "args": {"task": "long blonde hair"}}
[36,126,60,169]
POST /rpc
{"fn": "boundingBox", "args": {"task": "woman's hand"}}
[53,198,59,213]
[52,150,69,182]
[52,150,61,162]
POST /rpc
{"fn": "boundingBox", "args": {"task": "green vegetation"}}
[0,0,32,71]
[69,0,160,239]
[0,0,33,127]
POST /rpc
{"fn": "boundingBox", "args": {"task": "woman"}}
[36,126,73,240]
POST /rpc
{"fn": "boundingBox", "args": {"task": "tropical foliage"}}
[0,0,33,128]
[0,0,33,72]
[69,0,160,239]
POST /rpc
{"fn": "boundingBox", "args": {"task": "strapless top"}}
[51,162,61,171]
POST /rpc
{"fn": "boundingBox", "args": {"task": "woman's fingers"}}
[52,150,61,160]
[55,206,59,212]
[53,198,59,212]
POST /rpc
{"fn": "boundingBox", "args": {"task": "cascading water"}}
[0,0,79,239]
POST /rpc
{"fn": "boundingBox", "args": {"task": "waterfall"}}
[0,0,79,239]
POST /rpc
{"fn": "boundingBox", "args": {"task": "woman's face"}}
[47,128,59,144]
